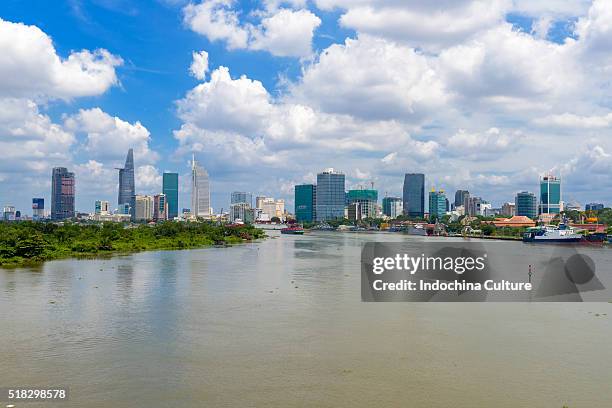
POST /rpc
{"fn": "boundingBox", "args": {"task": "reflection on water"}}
[1,231,612,408]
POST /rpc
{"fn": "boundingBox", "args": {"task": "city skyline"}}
[2,1,612,214]
[3,157,610,218]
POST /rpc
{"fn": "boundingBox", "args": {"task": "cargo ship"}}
[281,226,305,235]
[523,224,583,243]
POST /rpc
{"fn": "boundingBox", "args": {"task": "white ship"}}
[523,224,583,243]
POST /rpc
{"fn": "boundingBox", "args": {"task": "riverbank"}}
[0,221,265,267]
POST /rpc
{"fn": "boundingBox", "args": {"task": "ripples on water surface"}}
[1,231,612,407]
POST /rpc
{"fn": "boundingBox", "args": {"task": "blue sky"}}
[1,0,611,215]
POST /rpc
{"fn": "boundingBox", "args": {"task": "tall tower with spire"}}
[191,153,211,217]
[117,148,135,217]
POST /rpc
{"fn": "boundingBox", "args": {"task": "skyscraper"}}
[454,190,469,208]
[117,149,135,217]
[32,198,44,220]
[135,195,154,221]
[347,189,378,219]
[231,192,252,207]
[428,189,447,219]
[516,191,537,219]
[51,167,75,220]
[95,200,110,215]
[295,184,316,223]
[191,154,210,217]
[539,174,561,214]
[403,173,424,218]
[382,197,402,218]
[315,168,345,221]
[153,194,168,221]
[163,172,179,219]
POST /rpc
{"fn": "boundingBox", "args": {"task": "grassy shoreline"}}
[0,221,266,267]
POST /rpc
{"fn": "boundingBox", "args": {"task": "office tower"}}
[258,198,285,221]
[516,191,537,219]
[347,189,378,219]
[51,167,75,220]
[315,168,346,221]
[255,196,266,210]
[585,203,604,211]
[191,154,210,217]
[230,202,254,223]
[501,202,516,217]
[135,195,154,221]
[95,200,110,215]
[32,198,44,220]
[117,203,131,215]
[428,189,447,219]
[3,206,16,221]
[403,173,425,218]
[295,184,316,223]
[153,194,168,221]
[231,192,252,207]
[163,172,179,219]
[462,191,471,215]
[117,148,135,217]
[382,197,402,218]
[538,174,561,214]
[454,190,469,208]
[347,202,362,221]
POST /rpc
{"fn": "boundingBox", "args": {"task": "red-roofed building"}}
[489,216,536,228]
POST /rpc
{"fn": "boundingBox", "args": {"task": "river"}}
[1,231,611,407]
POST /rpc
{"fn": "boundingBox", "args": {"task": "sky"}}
[1,0,611,215]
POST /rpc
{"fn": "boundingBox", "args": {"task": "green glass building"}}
[295,184,316,223]
[428,190,447,220]
[162,172,179,219]
[538,175,561,214]
[516,191,537,219]
[382,197,402,218]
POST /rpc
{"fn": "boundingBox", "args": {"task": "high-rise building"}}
[153,194,168,221]
[51,167,75,220]
[295,184,316,223]
[516,191,537,219]
[382,197,403,218]
[347,202,362,221]
[315,168,345,221]
[95,200,110,215]
[586,203,604,211]
[501,202,516,217]
[32,198,44,220]
[117,149,135,218]
[163,172,179,219]
[539,174,561,215]
[3,206,16,221]
[117,203,131,215]
[403,173,425,218]
[230,202,254,223]
[231,192,252,207]
[454,190,469,209]
[462,191,471,215]
[191,154,210,218]
[347,189,378,219]
[255,197,285,221]
[428,189,447,219]
[135,195,154,221]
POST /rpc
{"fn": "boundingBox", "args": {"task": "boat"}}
[522,224,584,243]
[406,224,427,236]
[585,232,607,243]
[281,226,305,235]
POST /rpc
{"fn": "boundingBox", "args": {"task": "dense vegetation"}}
[0,221,265,266]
